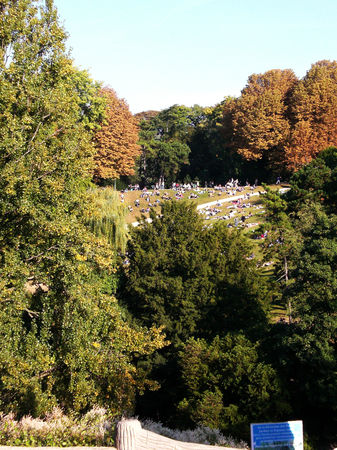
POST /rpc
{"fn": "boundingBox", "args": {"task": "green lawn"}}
[121,185,280,224]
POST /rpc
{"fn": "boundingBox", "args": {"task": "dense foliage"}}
[0,0,165,419]
[260,147,337,447]
[2,1,337,448]
[133,60,337,188]
[117,150,337,447]
[94,87,140,181]
[118,201,275,435]
[120,202,270,344]
[178,335,288,438]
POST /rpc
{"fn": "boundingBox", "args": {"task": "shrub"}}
[141,418,249,448]
[0,406,115,446]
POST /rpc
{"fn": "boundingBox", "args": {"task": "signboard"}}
[251,420,303,450]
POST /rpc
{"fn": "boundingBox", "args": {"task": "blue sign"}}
[251,420,303,449]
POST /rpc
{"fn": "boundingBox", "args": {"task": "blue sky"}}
[54,0,337,113]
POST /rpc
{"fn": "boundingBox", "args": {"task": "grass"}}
[120,185,284,224]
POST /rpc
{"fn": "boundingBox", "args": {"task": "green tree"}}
[121,202,269,343]
[153,104,206,143]
[120,201,211,343]
[0,0,165,417]
[137,104,205,186]
[86,187,129,253]
[260,186,302,321]
[263,148,337,446]
[119,201,271,424]
[138,139,190,186]
[69,67,107,132]
[178,335,289,439]
[185,100,246,184]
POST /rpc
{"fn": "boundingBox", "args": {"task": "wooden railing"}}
[116,418,243,450]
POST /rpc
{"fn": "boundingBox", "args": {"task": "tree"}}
[138,139,190,186]
[86,187,129,254]
[230,69,297,173]
[285,61,337,170]
[260,187,303,322]
[185,100,245,184]
[262,148,337,446]
[269,203,337,446]
[121,201,269,344]
[133,110,159,122]
[93,87,140,181]
[120,201,211,344]
[152,104,206,143]
[119,201,271,424]
[178,335,289,439]
[0,0,165,417]
[137,104,206,186]
[69,67,107,132]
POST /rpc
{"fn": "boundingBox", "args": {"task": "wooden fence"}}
[116,418,243,450]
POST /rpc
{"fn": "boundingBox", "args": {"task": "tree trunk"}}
[284,255,292,323]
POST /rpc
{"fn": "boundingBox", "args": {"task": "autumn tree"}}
[285,60,337,170]
[94,87,140,181]
[229,69,297,173]
[227,61,337,174]
[133,110,159,122]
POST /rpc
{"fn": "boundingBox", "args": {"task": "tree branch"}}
[25,245,59,262]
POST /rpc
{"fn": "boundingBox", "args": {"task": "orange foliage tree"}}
[230,69,297,169]
[94,88,140,181]
[285,60,337,170]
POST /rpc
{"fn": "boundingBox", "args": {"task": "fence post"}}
[116,418,142,450]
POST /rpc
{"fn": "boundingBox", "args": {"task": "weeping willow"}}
[86,187,128,253]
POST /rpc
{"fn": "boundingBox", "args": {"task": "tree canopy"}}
[231,69,297,166]
[119,201,272,428]
[218,61,337,176]
[94,87,140,181]
[0,0,165,418]
[285,61,337,170]
[261,147,337,446]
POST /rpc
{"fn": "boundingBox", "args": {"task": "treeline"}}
[129,62,337,187]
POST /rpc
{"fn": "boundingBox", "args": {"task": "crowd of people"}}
[122,179,262,208]
[121,180,270,234]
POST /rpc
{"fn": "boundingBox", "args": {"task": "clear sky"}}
[53,0,337,113]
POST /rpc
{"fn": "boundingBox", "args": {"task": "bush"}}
[0,406,115,446]
[141,418,249,448]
